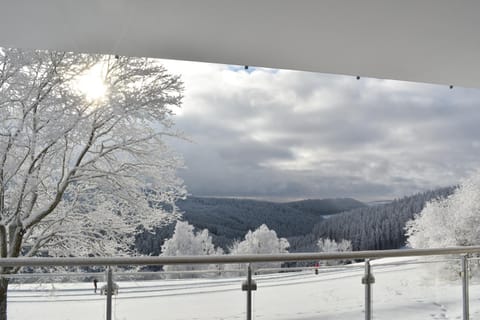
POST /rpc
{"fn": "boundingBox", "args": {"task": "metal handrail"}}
[1,246,480,267]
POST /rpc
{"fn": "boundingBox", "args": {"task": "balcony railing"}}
[2,246,480,320]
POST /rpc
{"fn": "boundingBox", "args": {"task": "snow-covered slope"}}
[8,257,479,320]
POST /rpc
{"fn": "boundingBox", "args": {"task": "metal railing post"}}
[247,265,252,320]
[461,255,470,320]
[242,264,257,320]
[106,267,113,320]
[362,259,375,320]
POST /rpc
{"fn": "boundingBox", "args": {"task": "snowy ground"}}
[7,257,480,320]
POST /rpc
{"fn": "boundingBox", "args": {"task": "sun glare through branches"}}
[75,63,108,102]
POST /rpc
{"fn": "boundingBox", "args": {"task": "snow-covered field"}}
[7,257,480,320]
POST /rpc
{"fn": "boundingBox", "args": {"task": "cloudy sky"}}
[160,59,480,202]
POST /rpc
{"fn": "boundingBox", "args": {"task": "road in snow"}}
[7,257,480,320]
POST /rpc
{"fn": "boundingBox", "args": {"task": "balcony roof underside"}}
[1,0,479,88]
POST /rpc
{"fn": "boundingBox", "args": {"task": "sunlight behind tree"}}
[74,63,109,102]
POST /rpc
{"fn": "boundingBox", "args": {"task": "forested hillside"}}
[288,187,455,253]
[135,196,365,254]
[286,198,366,216]
[136,188,454,256]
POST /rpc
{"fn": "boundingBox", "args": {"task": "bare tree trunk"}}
[0,277,8,320]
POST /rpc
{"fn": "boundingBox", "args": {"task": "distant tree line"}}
[288,187,455,253]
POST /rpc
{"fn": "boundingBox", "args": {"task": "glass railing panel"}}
[7,273,106,320]
[111,269,245,320]
[253,262,365,319]
[467,257,480,320]
[372,257,463,320]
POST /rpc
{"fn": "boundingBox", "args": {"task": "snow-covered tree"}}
[226,224,289,275]
[161,221,223,278]
[317,238,352,266]
[404,172,480,278]
[406,172,480,249]
[0,47,185,318]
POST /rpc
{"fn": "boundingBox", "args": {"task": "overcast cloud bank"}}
[162,60,480,201]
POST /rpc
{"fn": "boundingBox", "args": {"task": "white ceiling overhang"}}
[1,0,479,88]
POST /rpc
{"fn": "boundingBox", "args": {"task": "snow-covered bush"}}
[161,221,223,278]
[317,238,352,266]
[406,172,480,249]
[225,224,289,276]
[406,171,480,276]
